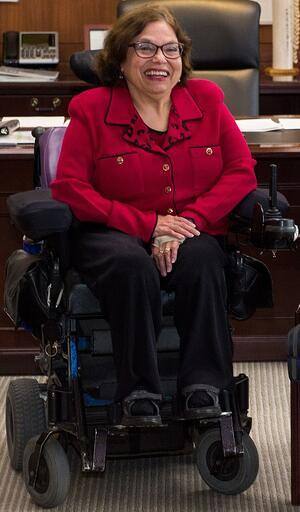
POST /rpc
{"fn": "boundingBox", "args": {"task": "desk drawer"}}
[0,160,33,214]
[0,94,70,116]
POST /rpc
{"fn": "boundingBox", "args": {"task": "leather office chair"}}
[70,0,260,116]
[117,0,260,116]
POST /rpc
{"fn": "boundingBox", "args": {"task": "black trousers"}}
[72,224,233,401]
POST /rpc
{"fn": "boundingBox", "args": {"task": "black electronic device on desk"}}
[3,31,59,67]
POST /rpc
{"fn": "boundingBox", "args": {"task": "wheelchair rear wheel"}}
[196,427,259,494]
[23,435,70,508]
[6,378,46,471]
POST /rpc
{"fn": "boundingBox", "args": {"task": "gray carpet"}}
[0,362,298,511]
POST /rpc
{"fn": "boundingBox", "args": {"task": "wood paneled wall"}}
[0,0,118,72]
[260,25,272,71]
[0,1,280,76]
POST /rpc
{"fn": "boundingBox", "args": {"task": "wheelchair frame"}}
[4,128,297,507]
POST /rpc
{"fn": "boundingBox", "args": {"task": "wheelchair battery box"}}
[7,188,72,240]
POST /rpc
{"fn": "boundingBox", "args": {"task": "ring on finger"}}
[164,248,170,253]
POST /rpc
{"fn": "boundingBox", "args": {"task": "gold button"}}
[164,186,172,194]
[117,156,124,165]
[167,208,174,214]
[206,147,213,156]
[162,163,170,172]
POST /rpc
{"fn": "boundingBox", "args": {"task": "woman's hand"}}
[153,215,200,240]
[152,239,181,277]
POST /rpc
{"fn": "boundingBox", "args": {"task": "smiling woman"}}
[120,20,183,128]
[96,4,192,87]
[51,3,257,427]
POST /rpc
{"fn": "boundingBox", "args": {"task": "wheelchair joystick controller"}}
[265,164,282,221]
[251,164,298,251]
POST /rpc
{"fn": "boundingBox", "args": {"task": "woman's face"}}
[121,20,182,100]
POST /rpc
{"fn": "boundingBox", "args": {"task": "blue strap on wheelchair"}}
[83,393,112,407]
[70,337,112,405]
[70,336,78,378]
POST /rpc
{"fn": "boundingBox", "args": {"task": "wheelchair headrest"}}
[39,127,67,188]
[70,50,101,85]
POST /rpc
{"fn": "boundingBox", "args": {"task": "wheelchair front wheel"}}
[196,427,259,495]
[6,378,46,471]
[23,435,70,508]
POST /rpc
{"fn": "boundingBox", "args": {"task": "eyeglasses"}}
[128,41,184,59]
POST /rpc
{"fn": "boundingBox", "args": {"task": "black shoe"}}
[121,390,162,427]
[181,384,221,419]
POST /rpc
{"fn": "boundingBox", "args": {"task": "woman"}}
[51,4,257,426]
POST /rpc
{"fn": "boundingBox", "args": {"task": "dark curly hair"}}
[96,3,192,86]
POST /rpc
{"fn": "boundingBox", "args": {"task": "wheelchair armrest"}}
[234,187,289,220]
[231,188,289,228]
[7,188,72,240]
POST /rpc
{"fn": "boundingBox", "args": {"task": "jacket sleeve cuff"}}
[108,200,157,242]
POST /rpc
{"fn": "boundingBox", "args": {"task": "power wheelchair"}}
[4,127,298,508]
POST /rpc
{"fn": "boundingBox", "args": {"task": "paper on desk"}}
[0,130,35,145]
[277,118,300,130]
[0,65,59,80]
[2,116,65,128]
[235,118,283,132]
[0,75,46,82]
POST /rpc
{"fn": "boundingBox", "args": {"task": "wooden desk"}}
[1,72,300,117]
[260,76,300,115]
[0,146,37,373]
[231,136,300,362]
[0,132,300,374]
[0,72,88,117]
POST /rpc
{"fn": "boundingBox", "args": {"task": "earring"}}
[119,69,124,79]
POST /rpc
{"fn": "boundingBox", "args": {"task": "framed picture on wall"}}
[84,24,111,51]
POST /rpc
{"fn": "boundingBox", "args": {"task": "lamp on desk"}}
[265,0,300,81]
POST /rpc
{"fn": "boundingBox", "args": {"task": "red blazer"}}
[51,79,257,242]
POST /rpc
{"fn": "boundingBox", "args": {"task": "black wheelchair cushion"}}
[68,282,101,315]
[7,189,72,241]
[67,271,181,354]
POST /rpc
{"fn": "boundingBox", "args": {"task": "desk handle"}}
[30,97,62,112]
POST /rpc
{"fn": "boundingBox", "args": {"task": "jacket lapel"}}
[105,85,154,150]
[164,85,203,148]
[105,83,203,152]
